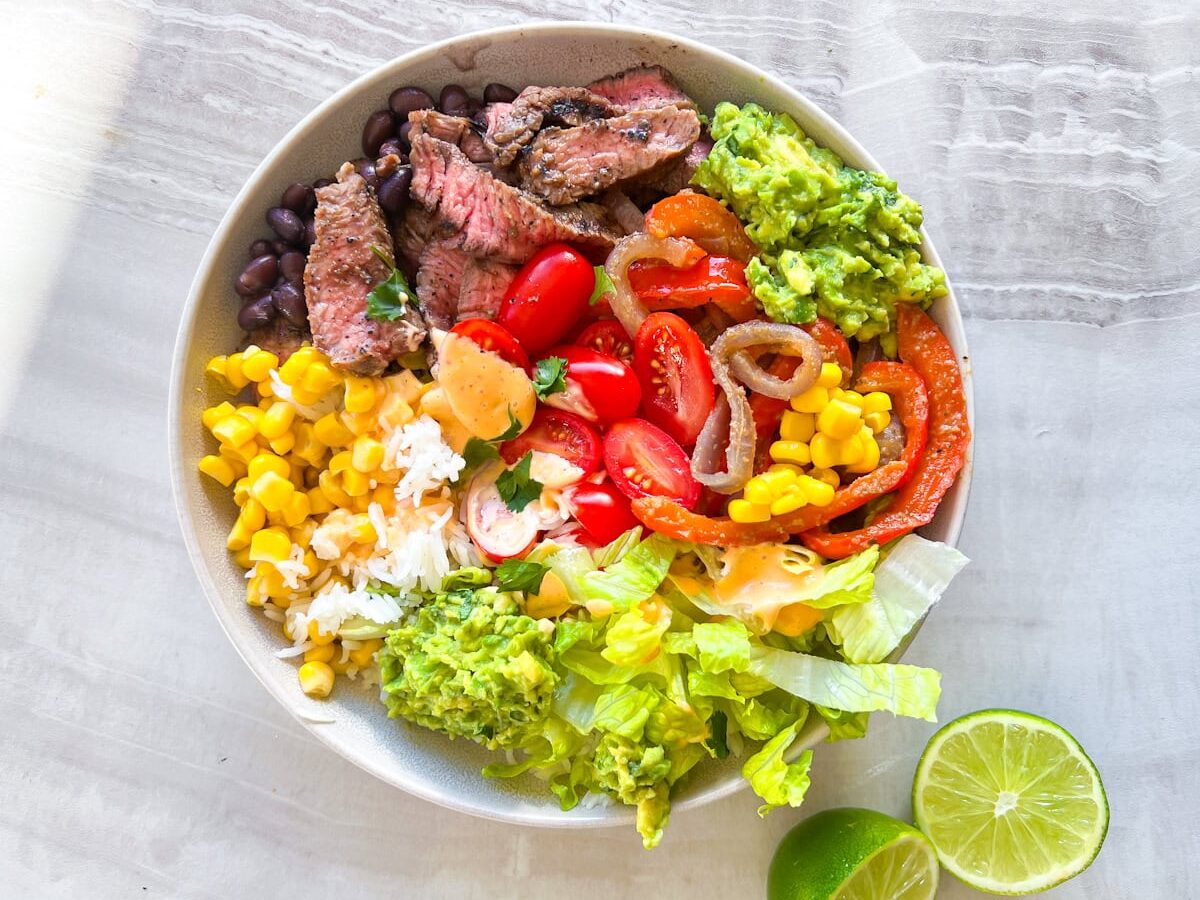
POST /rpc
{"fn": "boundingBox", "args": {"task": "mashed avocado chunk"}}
[379,589,558,749]
[693,102,947,341]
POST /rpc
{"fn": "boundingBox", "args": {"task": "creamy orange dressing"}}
[437,332,536,440]
[714,544,822,634]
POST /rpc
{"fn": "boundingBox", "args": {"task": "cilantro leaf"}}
[491,408,524,442]
[589,265,615,305]
[495,452,543,513]
[494,559,550,594]
[460,437,500,472]
[532,356,568,400]
[366,245,413,321]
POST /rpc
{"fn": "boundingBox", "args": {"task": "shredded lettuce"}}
[579,533,677,609]
[826,535,968,663]
[798,545,879,609]
[742,721,814,816]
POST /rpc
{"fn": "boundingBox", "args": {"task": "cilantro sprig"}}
[494,559,550,593]
[366,245,414,321]
[532,356,568,400]
[495,452,543,513]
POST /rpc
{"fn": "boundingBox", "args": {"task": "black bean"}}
[313,177,334,189]
[279,251,307,285]
[235,254,280,297]
[272,239,296,257]
[388,85,434,119]
[303,217,316,247]
[281,182,315,215]
[351,158,378,190]
[248,238,273,259]
[271,282,308,328]
[266,206,304,243]
[483,82,518,104]
[378,138,405,160]
[361,109,395,158]
[438,84,470,116]
[396,120,414,151]
[463,98,482,118]
[238,294,277,330]
[376,166,412,214]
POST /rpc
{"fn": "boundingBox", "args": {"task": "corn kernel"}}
[768,463,803,477]
[224,352,250,390]
[307,485,335,515]
[260,565,290,599]
[809,467,840,488]
[205,356,233,391]
[846,428,881,474]
[291,520,318,550]
[350,494,372,513]
[347,513,377,544]
[373,468,400,485]
[248,452,289,482]
[241,348,279,383]
[211,414,256,448]
[372,483,398,514]
[329,654,352,675]
[314,412,355,447]
[348,638,384,668]
[780,410,816,442]
[258,401,295,440]
[251,471,295,512]
[344,377,377,413]
[249,527,291,563]
[277,346,318,384]
[245,573,265,608]
[817,362,843,389]
[835,389,865,409]
[233,546,253,569]
[301,549,319,576]
[341,411,378,437]
[378,393,414,429]
[810,433,841,470]
[341,468,370,497]
[269,431,296,455]
[327,450,353,475]
[770,490,808,516]
[864,410,891,434]
[257,379,275,399]
[385,370,427,406]
[304,643,337,664]
[298,661,335,698]
[838,432,866,466]
[770,440,812,466]
[351,436,385,472]
[238,498,267,532]
[759,468,797,493]
[743,477,776,506]
[799,476,836,506]
[790,385,829,414]
[318,470,353,508]
[862,391,893,414]
[728,499,772,523]
[232,476,252,506]
[235,406,264,431]
[226,518,254,551]
[817,398,864,440]
[198,455,236,487]
[299,361,339,396]
[202,401,236,430]
[307,619,336,646]
[281,491,310,528]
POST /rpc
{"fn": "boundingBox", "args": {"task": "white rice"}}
[383,415,466,505]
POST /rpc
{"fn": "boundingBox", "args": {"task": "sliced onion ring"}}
[718,322,822,400]
[604,233,704,337]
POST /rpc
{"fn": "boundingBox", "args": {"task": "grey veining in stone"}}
[2,2,1198,898]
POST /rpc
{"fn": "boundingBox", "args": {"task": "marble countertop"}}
[4,2,1197,897]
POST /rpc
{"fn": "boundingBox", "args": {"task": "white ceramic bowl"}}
[170,22,974,831]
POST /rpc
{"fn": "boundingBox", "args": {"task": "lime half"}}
[912,709,1109,895]
[768,807,939,900]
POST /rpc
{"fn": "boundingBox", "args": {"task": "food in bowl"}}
[194,64,971,847]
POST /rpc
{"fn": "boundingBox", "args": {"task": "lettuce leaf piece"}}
[579,533,677,610]
[592,684,659,741]
[482,717,580,778]
[742,721,814,816]
[692,619,753,674]
[591,527,645,569]
[546,546,597,606]
[827,535,968,663]
[687,668,743,701]
[748,646,941,721]
[816,705,870,742]
[729,695,807,742]
[602,604,673,667]
[799,545,880,609]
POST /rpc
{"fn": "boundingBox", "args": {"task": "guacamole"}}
[692,102,946,342]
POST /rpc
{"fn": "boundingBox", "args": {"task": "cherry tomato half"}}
[603,418,700,509]
[497,243,595,356]
[566,482,641,545]
[449,319,531,372]
[541,345,642,425]
[575,320,634,364]
[500,408,602,475]
[633,312,716,447]
[629,256,752,311]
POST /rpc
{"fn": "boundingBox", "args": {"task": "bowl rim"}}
[169,20,974,830]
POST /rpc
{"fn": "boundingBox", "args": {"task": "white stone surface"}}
[2,2,1197,897]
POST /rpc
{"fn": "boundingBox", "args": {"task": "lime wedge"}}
[912,709,1108,895]
[768,807,939,900]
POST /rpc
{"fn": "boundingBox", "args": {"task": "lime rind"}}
[833,832,939,900]
[912,709,1109,896]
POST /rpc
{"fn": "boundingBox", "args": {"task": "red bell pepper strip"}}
[800,305,970,559]
[630,256,752,313]
[632,359,930,545]
[643,192,758,263]
[803,317,853,385]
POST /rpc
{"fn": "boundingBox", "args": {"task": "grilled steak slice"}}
[415,242,471,330]
[409,133,621,264]
[638,131,714,195]
[408,109,492,164]
[518,106,701,205]
[487,86,619,166]
[587,65,695,111]
[246,316,308,364]
[458,258,517,321]
[395,204,435,273]
[304,162,427,375]
[600,189,645,235]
